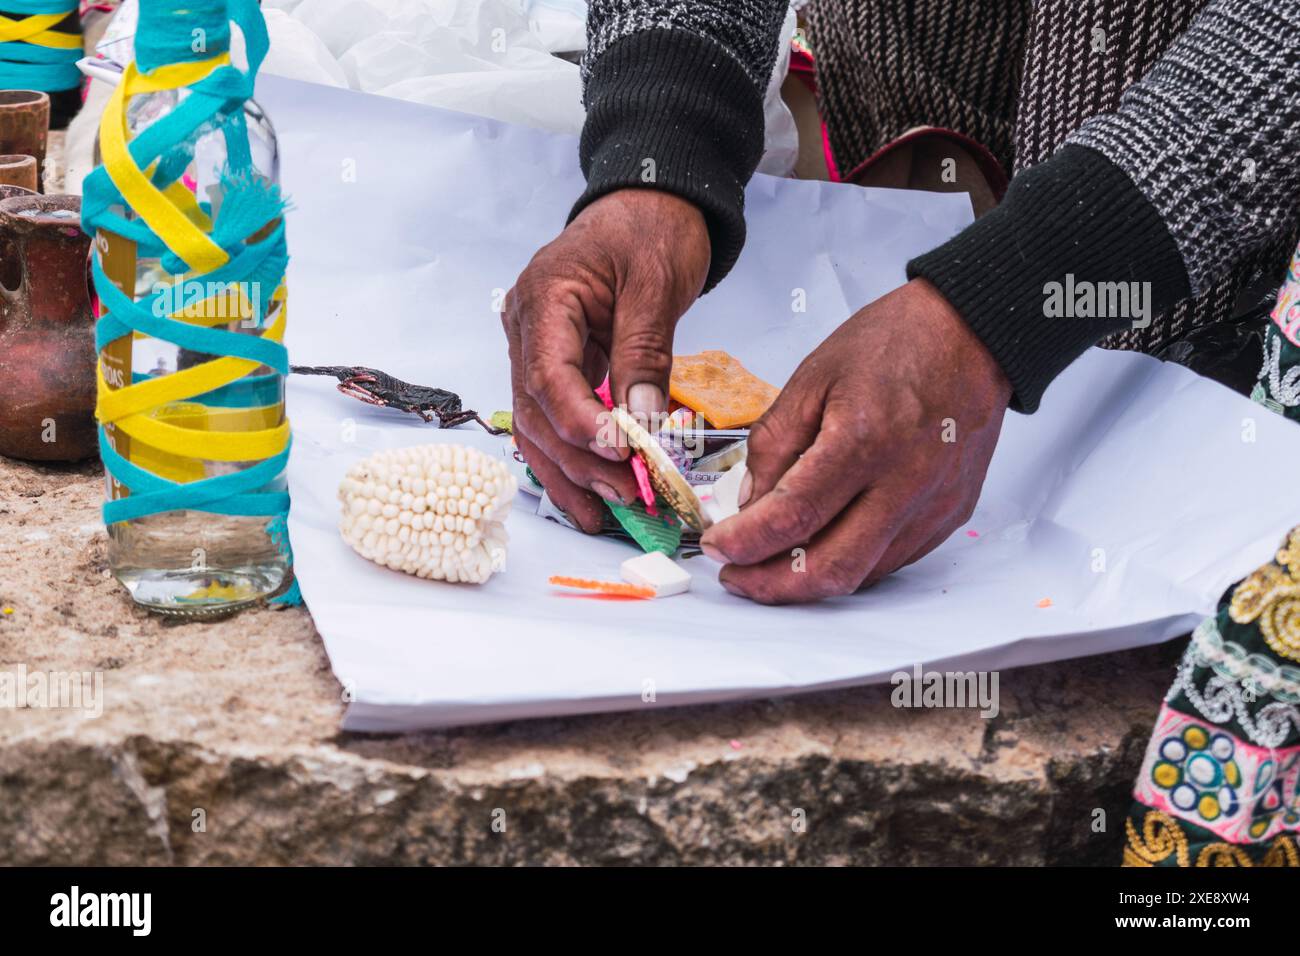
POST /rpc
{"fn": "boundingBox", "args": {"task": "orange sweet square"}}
[668,351,778,428]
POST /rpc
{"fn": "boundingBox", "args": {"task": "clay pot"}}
[0,155,38,192]
[0,91,49,188]
[0,193,97,461]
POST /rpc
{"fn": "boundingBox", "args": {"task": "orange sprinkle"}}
[1036,597,1053,608]
[548,576,655,600]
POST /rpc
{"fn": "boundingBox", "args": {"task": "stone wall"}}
[0,453,1181,865]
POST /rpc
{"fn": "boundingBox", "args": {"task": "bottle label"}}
[96,228,136,502]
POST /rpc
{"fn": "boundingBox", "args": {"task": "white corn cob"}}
[338,443,518,584]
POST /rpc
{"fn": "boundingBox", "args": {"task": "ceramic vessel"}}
[0,91,49,188]
[0,192,96,461]
[0,154,38,192]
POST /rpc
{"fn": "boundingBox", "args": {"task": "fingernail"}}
[737,469,754,508]
[589,438,622,461]
[720,577,750,599]
[701,543,730,564]
[590,480,624,504]
[627,383,665,426]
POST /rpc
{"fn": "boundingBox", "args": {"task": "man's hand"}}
[503,189,711,532]
[700,279,1011,604]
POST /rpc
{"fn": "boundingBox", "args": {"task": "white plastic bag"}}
[260,9,351,88]
[81,0,798,165]
[334,0,586,132]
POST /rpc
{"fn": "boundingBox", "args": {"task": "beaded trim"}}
[1178,619,1300,748]
[1188,617,1300,702]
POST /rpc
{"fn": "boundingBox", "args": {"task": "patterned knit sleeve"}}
[1067,0,1300,298]
[909,0,1300,414]
[570,1,791,293]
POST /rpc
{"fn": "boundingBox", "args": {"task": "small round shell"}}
[608,406,711,532]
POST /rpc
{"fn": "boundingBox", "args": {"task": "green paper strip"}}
[608,499,682,555]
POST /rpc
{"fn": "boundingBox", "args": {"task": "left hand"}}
[699,278,1011,604]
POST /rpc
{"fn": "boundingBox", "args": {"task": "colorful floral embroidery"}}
[1134,707,1259,839]
[1127,252,1300,866]
[1229,527,1300,663]
[1253,246,1300,414]
[1269,246,1300,346]
[1126,525,1300,865]
[1123,810,1189,867]
[1124,809,1300,867]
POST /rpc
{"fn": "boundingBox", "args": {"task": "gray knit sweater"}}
[571,0,1300,411]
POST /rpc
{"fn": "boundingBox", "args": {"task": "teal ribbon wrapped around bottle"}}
[82,0,302,604]
[0,0,82,92]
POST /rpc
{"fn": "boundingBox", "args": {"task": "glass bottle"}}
[94,0,289,616]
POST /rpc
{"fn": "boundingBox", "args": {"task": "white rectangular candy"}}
[620,551,692,598]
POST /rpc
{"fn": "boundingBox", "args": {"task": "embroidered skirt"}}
[1123,247,1300,867]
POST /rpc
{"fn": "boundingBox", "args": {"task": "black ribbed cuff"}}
[907,145,1191,412]
[570,28,766,294]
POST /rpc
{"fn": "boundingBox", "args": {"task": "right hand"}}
[502,188,711,532]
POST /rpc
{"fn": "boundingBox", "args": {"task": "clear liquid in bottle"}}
[96,39,290,617]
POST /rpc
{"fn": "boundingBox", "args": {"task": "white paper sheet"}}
[258,76,1300,731]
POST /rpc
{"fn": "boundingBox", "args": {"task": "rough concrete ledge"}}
[0,457,1181,865]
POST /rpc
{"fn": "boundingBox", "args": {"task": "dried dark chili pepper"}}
[291,365,506,434]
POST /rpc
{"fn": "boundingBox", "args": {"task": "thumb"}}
[743,377,826,505]
[609,293,678,425]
